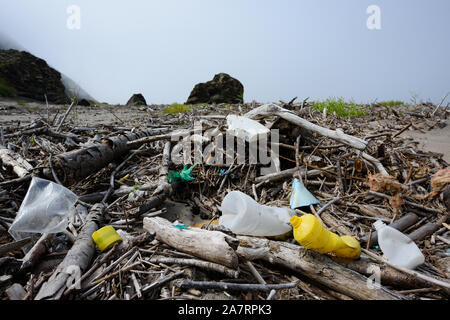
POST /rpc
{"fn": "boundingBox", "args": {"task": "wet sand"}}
[403,119,450,163]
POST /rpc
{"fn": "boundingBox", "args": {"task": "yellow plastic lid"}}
[92,225,122,252]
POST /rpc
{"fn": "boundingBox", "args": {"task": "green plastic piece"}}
[168,164,196,183]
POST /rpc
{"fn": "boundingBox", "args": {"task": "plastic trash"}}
[92,225,123,252]
[168,164,196,183]
[290,178,320,210]
[219,191,295,236]
[290,214,361,259]
[226,115,270,142]
[373,220,425,269]
[8,177,78,241]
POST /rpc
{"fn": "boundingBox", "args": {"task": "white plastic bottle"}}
[219,191,295,236]
[373,220,425,269]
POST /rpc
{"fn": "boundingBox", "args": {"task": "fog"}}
[0,0,449,104]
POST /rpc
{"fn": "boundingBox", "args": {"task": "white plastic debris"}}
[226,115,270,142]
[9,177,78,240]
[373,220,425,269]
[219,190,295,236]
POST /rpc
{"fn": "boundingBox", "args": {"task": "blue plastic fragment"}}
[289,178,320,210]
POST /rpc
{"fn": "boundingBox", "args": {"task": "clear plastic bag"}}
[9,177,78,240]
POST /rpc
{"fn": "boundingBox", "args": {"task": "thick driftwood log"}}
[236,235,407,300]
[341,256,438,289]
[42,128,166,186]
[143,217,239,269]
[35,203,104,300]
[0,147,33,178]
[244,104,368,150]
[178,279,299,292]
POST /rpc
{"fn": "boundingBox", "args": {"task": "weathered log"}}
[177,279,299,292]
[143,217,239,269]
[408,217,446,242]
[42,128,167,186]
[245,104,368,150]
[149,255,240,278]
[0,147,33,178]
[341,256,433,289]
[236,235,407,300]
[35,203,104,300]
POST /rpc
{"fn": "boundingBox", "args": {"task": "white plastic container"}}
[373,220,425,269]
[226,115,270,142]
[219,191,295,236]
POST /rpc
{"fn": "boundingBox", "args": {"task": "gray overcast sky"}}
[0,0,449,104]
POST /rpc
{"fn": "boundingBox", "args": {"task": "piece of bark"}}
[244,104,368,150]
[0,147,33,178]
[143,217,239,269]
[236,235,407,300]
[35,203,104,300]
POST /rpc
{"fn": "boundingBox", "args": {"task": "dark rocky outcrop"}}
[77,98,91,106]
[0,49,70,104]
[126,93,147,106]
[186,73,244,104]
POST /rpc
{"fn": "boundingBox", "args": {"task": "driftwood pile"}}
[0,100,449,300]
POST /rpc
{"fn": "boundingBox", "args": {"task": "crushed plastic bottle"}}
[290,214,361,259]
[219,191,295,236]
[373,220,425,269]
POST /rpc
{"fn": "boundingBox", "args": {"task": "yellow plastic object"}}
[290,214,361,259]
[92,226,122,252]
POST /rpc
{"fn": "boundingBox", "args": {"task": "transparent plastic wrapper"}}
[9,177,78,241]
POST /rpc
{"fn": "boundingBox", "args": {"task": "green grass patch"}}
[379,100,404,107]
[0,77,17,97]
[163,103,191,114]
[312,97,366,118]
